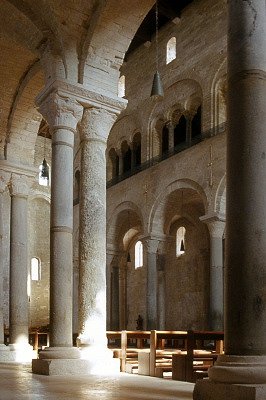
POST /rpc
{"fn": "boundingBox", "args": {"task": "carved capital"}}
[142,237,159,254]
[80,107,117,143]
[200,213,226,238]
[38,91,83,133]
[9,174,33,197]
[0,172,10,193]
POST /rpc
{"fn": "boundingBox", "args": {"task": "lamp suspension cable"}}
[150,0,164,99]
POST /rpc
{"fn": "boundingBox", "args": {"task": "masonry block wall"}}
[104,0,227,330]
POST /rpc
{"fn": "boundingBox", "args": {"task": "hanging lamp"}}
[150,0,164,99]
[40,129,49,183]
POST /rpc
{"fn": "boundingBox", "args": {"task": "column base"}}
[0,344,14,362]
[79,344,120,375]
[8,343,37,363]
[194,355,266,400]
[193,380,266,400]
[32,345,120,376]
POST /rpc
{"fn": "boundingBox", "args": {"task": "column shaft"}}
[79,107,116,347]
[226,0,266,355]
[9,192,29,344]
[50,127,74,347]
[145,239,159,329]
[0,189,5,344]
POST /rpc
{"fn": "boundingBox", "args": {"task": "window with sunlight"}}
[118,75,125,98]
[31,257,41,281]
[135,240,143,269]
[176,226,186,257]
[166,37,176,64]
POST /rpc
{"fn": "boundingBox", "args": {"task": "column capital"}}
[9,174,33,197]
[142,236,160,254]
[200,213,225,238]
[79,106,117,143]
[37,90,83,134]
[0,171,10,193]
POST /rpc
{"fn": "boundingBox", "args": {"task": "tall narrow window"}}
[135,241,143,269]
[191,106,202,138]
[118,75,125,98]
[166,37,176,64]
[176,227,186,257]
[31,257,41,281]
[39,161,50,187]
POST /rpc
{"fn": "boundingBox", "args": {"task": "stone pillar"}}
[143,238,159,329]
[78,106,119,373]
[194,1,266,398]
[117,149,123,176]
[201,214,225,331]
[185,114,192,146]
[9,174,34,361]
[111,266,120,331]
[32,90,84,375]
[119,255,127,330]
[168,121,175,150]
[157,250,166,330]
[0,173,12,361]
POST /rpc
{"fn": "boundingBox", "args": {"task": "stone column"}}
[9,174,34,361]
[0,173,12,361]
[78,106,119,373]
[168,121,175,150]
[143,238,159,329]
[201,214,225,331]
[117,149,123,176]
[32,90,84,375]
[194,1,266,398]
[111,266,120,330]
[119,255,127,330]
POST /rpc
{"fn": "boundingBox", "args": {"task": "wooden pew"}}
[172,330,224,382]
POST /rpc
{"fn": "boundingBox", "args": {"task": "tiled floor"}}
[0,363,194,400]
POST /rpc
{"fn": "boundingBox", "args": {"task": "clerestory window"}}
[135,241,143,269]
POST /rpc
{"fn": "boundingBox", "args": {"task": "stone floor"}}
[0,363,194,400]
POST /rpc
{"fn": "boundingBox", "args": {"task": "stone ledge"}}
[193,379,266,400]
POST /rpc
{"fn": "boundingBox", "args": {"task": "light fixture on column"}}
[150,0,164,99]
[40,128,49,185]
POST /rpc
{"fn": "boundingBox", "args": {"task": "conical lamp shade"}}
[150,71,164,98]
[180,239,185,252]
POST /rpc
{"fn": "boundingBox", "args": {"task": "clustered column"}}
[194,0,266,398]
[9,174,33,360]
[78,106,118,370]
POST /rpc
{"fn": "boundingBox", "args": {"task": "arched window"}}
[118,75,125,98]
[191,106,202,139]
[176,227,186,257]
[132,133,141,168]
[166,37,176,64]
[38,160,50,186]
[174,115,187,147]
[121,141,131,173]
[31,257,41,281]
[135,241,143,269]
[162,124,169,155]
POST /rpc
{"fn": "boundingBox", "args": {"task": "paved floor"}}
[0,363,194,400]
